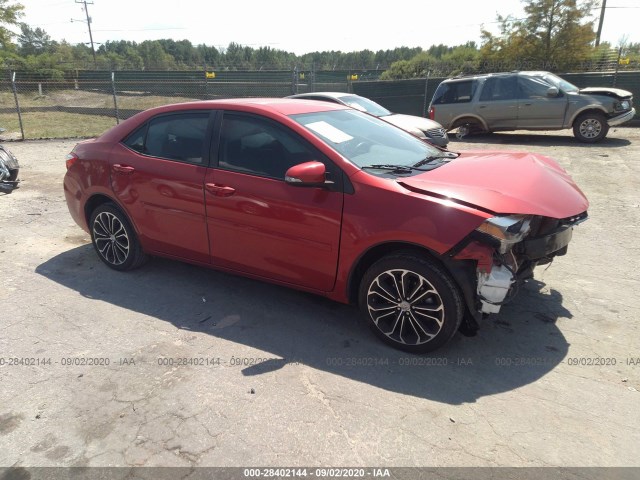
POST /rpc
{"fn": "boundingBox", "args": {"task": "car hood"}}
[384,113,443,133]
[579,87,632,99]
[397,151,589,218]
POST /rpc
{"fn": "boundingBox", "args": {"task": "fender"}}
[566,105,609,127]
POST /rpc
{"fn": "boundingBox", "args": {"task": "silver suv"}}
[428,71,635,143]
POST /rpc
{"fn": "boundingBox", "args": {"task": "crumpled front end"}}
[452,211,588,315]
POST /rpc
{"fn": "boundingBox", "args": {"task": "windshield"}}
[339,95,392,117]
[541,73,579,93]
[290,109,445,169]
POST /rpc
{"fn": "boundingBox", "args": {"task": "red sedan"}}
[64,99,588,353]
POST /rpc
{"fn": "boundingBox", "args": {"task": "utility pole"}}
[595,0,607,47]
[75,0,97,68]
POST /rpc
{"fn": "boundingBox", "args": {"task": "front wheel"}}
[89,203,147,271]
[573,113,609,143]
[358,253,464,354]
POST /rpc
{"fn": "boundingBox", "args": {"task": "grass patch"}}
[1,89,201,138]
[1,89,198,110]
[0,111,117,139]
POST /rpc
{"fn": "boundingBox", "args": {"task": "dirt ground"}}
[0,127,639,470]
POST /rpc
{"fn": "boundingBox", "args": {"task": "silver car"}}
[428,71,635,143]
[287,92,449,147]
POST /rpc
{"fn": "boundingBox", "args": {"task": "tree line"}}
[1,0,638,80]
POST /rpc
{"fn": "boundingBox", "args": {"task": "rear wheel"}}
[358,253,463,353]
[89,203,147,271]
[573,112,609,143]
[452,118,486,139]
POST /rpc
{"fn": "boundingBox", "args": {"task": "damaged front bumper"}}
[452,212,587,315]
[608,108,636,127]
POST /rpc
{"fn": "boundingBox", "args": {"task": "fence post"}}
[111,71,120,124]
[204,62,208,99]
[10,72,25,141]
[613,47,622,87]
[422,70,431,118]
[291,66,299,95]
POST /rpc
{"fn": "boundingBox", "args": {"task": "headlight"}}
[476,215,532,253]
[614,100,630,112]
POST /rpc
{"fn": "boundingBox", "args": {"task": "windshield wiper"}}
[412,152,458,168]
[362,164,416,173]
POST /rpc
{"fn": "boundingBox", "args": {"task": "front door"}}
[204,112,343,291]
[517,76,568,129]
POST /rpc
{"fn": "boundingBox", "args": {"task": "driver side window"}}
[518,76,556,99]
[218,113,320,180]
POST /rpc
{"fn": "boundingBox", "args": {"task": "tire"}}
[451,118,486,139]
[358,252,464,354]
[573,112,609,143]
[89,203,147,271]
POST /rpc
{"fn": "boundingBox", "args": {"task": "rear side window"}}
[123,113,209,165]
[431,80,477,104]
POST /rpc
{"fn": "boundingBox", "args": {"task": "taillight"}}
[428,106,435,120]
[65,153,78,170]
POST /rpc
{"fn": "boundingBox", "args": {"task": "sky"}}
[11,0,640,55]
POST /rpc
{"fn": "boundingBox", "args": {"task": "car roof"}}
[444,70,554,82]
[177,97,348,115]
[99,98,348,142]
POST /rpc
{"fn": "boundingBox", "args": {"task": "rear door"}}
[516,76,568,129]
[474,75,519,129]
[204,111,344,291]
[110,111,214,264]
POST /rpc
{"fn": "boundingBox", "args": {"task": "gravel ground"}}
[0,127,639,469]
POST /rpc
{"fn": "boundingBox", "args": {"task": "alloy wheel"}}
[366,269,445,346]
[92,211,130,266]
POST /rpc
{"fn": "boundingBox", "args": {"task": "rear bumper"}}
[608,108,636,126]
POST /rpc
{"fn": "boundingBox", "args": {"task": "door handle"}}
[112,164,135,174]
[205,183,236,197]
[523,103,532,106]
[478,105,487,109]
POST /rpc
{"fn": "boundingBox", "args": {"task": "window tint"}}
[518,76,555,99]
[138,113,209,164]
[479,76,518,101]
[431,80,477,104]
[218,113,321,179]
[124,125,146,153]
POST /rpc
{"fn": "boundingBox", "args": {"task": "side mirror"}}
[285,161,327,187]
[546,86,559,97]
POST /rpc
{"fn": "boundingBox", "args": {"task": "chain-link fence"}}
[1,65,638,140]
